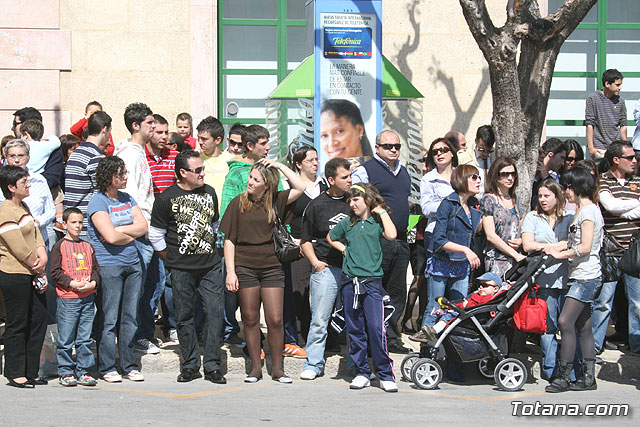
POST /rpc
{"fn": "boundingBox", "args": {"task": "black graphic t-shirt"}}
[151,184,220,270]
[301,191,350,267]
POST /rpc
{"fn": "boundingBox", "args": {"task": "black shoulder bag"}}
[272,203,302,263]
[619,230,640,278]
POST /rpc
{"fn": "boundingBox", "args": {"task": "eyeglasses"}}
[432,146,451,156]
[378,143,401,151]
[477,147,494,154]
[470,173,481,181]
[115,170,128,179]
[184,166,205,174]
[7,153,27,159]
[619,155,637,161]
[565,156,577,163]
[498,171,517,178]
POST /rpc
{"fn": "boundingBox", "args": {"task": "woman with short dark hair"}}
[88,156,148,383]
[0,165,49,388]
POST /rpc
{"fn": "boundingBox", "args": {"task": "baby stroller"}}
[401,253,552,391]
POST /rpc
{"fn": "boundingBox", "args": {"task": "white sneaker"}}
[103,371,122,383]
[349,375,371,390]
[135,338,160,354]
[150,337,163,348]
[380,380,398,393]
[167,329,179,342]
[125,370,144,382]
[300,369,318,380]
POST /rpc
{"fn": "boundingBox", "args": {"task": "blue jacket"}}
[428,191,482,261]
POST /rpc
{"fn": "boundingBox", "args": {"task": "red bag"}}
[512,285,547,334]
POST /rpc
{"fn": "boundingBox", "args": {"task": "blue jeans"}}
[56,294,96,377]
[283,262,298,345]
[171,264,225,373]
[96,263,143,375]
[304,266,341,375]
[135,239,162,340]
[623,273,640,352]
[422,275,468,327]
[592,279,618,352]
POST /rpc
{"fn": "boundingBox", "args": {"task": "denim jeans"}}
[283,262,298,345]
[304,266,341,375]
[162,267,177,331]
[56,294,96,377]
[96,262,143,375]
[422,275,468,327]
[170,263,225,373]
[135,239,163,340]
[623,273,640,352]
[592,279,618,352]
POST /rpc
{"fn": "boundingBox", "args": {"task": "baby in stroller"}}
[409,272,505,343]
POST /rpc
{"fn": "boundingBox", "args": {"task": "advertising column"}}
[314,0,382,168]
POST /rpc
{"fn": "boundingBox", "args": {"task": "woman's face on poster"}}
[320,111,364,159]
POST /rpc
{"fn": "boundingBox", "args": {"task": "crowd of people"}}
[0,67,638,394]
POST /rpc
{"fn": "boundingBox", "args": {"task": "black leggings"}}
[558,297,595,361]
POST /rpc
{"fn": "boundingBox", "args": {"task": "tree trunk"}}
[459,0,598,212]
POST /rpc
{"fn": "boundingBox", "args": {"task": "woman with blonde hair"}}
[220,158,305,383]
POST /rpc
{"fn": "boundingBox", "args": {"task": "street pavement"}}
[1,365,637,426]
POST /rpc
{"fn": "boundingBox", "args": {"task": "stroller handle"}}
[437,297,465,315]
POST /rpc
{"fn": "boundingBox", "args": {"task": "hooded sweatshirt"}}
[220,157,253,218]
[114,138,154,222]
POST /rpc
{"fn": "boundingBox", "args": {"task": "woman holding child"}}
[521,179,574,382]
[0,165,49,388]
[88,156,148,383]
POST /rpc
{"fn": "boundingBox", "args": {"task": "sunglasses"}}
[12,120,21,128]
[184,166,205,174]
[478,283,498,289]
[498,171,517,178]
[378,143,401,151]
[477,147,494,154]
[470,173,481,181]
[432,146,451,156]
[619,155,636,161]
[565,156,577,163]
[228,140,243,146]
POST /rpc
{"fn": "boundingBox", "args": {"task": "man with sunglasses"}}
[531,138,567,209]
[351,130,412,354]
[593,140,640,356]
[226,123,246,156]
[149,150,226,384]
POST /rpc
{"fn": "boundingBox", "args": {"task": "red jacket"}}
[70,117,115,155]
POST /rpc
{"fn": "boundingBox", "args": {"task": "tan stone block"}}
[0,29,71,70]
[60,0,129,31]
[0,70,60,110]
[69,30,87,71]
[191,4,216,120]
[0,0,60,29]
[129,0,190,31]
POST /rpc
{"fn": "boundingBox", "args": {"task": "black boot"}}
[545,360,572,393]
[569,358,597,391]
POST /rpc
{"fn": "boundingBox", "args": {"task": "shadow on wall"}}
[384,0,421,140]
[428,57,490,137]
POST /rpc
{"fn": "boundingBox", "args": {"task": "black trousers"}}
[380,239,410,342]
[0,272,48,379]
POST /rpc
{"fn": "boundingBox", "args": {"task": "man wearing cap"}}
[409,273,503,342]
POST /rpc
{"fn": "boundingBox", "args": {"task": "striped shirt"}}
[599,170,640,248]
[145,145,178,196]
[585,91,627,151]
[63,141,104,234]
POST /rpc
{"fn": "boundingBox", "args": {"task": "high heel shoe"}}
[8,378,35,389]
[401,319,417,334]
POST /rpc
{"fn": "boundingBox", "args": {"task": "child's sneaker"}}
[103,371,122,383]
[380,380,398,393]
[349,375,371,390]
[409,325,436,343]
[59,375,77,387]
[77,374,97,386]
[125,370,144,382]
[283,343,307,358]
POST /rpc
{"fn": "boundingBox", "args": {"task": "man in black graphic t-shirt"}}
[298,157,352,380]
[149,150,226,385]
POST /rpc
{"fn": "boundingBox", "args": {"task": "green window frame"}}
[546,0,640,129]
[217,0,307,145]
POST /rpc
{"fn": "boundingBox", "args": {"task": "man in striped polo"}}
[63,111,111,237]
[146,113,180,342]
[594,140,640,355]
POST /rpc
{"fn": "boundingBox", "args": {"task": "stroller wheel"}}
[478,357,496,379]
[494,358,527,391]
[400,352,420,382]
[410,358,442,390]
